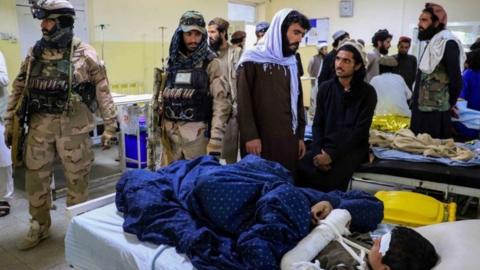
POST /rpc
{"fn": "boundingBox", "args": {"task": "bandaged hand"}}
[101,125,117,150]
[311,201,333,225]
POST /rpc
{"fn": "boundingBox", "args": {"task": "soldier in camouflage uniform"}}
[3,0,117,250]
[158,11,231,165]
[207,17,242,163]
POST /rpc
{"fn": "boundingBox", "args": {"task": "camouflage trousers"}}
[221,116,239,164]
[160,120,208,166]
[25,116,94,228]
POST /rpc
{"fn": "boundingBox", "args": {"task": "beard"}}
[208,36,223,51]
[379,46,389,55]
[283,42,299,57]
[281,29,299,57]
[418,25,440,41]
[378,46,388,55]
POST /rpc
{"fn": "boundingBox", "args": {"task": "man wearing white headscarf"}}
[237,9,310,174]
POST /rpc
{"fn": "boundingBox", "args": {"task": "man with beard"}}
[207,17,242,163]
[237,9,310,174]
[394,36,417,90]
[410,3,465,139]
[366,29,392,82]
[158,11,231,164]
[4,0,117,250]
[317,30,350,87]
[298,40,377,192]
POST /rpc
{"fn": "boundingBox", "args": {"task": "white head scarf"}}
[237,8,300,134]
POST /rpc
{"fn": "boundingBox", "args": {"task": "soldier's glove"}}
[101,125,117,150]
[207,141,222,158]
[4,124,12,148]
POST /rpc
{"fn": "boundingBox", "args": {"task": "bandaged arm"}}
[280,209,352,270]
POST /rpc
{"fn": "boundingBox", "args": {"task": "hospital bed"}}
[65,194,194,270]
[65,192,480,270]
[353,159,480,200]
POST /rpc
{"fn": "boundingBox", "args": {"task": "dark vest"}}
[27,41,97,114]
[163,64,212,122]
[27,50,71,114]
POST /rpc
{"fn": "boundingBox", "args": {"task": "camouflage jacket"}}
[217,45,241,115]
[5,38,117,136]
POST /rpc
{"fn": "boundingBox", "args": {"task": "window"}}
[228,2,256,23]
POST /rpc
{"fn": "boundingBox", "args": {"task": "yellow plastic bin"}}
[375,191,456,227]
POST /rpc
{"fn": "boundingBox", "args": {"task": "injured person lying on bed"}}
[281,208,438,270]
[115,154,384,269]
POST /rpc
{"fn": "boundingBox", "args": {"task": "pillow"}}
[415,219,480,270]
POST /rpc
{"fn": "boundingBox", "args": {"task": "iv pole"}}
[158,26,167,69]
[95,24,110,61]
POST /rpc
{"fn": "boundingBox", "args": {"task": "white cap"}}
[338,39,368,66]
[316,41,328,50]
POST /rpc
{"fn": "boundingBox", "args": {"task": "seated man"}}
[282,206,439,270]
[298,40,377,191]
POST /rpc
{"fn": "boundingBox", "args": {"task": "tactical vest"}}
[162,65,212,122]
[27,50,71,114]
[418,63,450,112]
[27,43,97,114]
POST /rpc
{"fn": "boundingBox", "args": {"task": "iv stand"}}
[95,24,110,61]
[158,26,167,69]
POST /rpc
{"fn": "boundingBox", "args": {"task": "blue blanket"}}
[116,155,383,270]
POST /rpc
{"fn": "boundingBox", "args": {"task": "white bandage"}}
[379,232,392,256]
[280,209,352,270]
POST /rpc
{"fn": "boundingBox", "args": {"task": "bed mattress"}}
[65,203,195,270]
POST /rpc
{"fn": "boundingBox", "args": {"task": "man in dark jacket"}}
[298,40,377,191]
[394,36,417,90]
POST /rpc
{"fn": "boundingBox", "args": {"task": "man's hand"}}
[245,139,261,155]
[207,141,222,158]
[101,126,117,150]
[298,140,306,159]
[4,124,12,148]
[313,150,332,166]
[451,105,459,119]
[311,201,333,225]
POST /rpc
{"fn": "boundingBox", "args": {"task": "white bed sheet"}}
[65,203,195,270]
